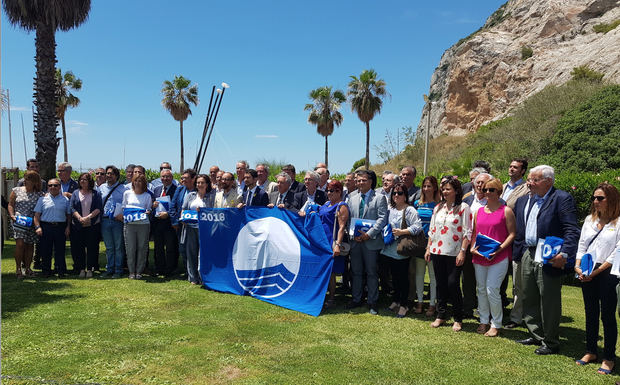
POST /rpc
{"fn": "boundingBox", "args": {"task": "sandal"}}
[597,360,614,375]
[430,318,445,328]
[452,322,462,332]
[387,302,399,312]
[25,269,37,277]
[477,323,490,334]
[576,353,597,366]
[425,306,436,317]
[484,327,499,337]
[396,306,409,318]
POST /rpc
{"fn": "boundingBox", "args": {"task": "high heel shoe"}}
[396,306,409,318]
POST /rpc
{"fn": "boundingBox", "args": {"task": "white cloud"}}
[68,120,88,126]
[255,134,278,139]
[9,106,29,112]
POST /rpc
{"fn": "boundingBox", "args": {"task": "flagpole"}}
[21,113,28,162]
[7,89,14,168]
[199,83,229,172]
[193,85,216,171]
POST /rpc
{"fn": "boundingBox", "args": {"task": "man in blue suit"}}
[293,171,327,211]
[151,169,178,277]
[237,169,269,208]
[346,170,388,315]
[513,165,579,355]
[170,169,197,278]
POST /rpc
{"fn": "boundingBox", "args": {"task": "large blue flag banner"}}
[198,207,333,316]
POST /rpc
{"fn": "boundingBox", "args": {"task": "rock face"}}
[417,0,620,138]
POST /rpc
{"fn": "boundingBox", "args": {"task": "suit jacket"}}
[170,185,194,226]
[407,185,421,204]
[502,181,529,210]
[346,189,388,251]
[69,189,103,229]
[269,190,296,211]
[241,187,269,207]
[152,184,178,223]
[462,182,473,195]
[293,189,327,210]
[513,187,580,274]
[290,180,304,194]
[258,181,278,194]
[62,179,79,195]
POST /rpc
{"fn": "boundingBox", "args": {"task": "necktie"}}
[246,190,252,206]
[279,194,284,205]
[161,187,166,197]
[359,193,365,217]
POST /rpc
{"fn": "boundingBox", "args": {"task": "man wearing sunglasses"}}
[150,162,180,190]
[513,165,579,355]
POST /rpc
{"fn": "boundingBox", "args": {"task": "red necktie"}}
[161,187,166,197]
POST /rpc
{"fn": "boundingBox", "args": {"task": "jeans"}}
[474,258,509,328]
[101,218,124,274]
[413,257,436,305]
[432,254,463,322]
[582,266,618,361]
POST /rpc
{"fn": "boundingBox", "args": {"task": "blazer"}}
[152,184,178,222]
[346,189,388,251]
[69,189,103,229]
[241,187,269,207]
[268,190,296,211]
[293,189,327,210]
[502,181,529,210]
[513,187,580,274]
[62,178,79,195]
[170,186,194,226]
[290,180,304,194]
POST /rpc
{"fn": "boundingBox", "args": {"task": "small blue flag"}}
[580,253,594,276]
[383,223,394,245]
[14,215,33,230]
[542,236,564,264]
[122,206,147,223]
[475,233,501,259]
[198,207,333,316]
[180,209,198,224]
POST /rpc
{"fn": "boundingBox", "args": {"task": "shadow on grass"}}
[1,273,84,320]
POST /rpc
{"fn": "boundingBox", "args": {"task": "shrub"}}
[555,169,620,222]
[571,65,604,82]
[521,45,533,60]
[351,158,366,171]
[593,19,620,34]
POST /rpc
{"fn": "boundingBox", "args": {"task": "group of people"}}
[6,157,620,375]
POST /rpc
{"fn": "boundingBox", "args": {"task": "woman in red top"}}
[471,178,516,337]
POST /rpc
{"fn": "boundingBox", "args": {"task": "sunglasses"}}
[393,191,406,196]
[48,184,60,187]
[326,189,340,193]
[592,196,606,202]
[482,188,497,193]
[95,172,105,175]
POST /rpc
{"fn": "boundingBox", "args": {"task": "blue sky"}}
[1,0,505,174]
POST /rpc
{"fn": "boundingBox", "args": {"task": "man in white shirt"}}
[236,160,249,194]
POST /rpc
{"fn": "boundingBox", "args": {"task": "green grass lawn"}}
[2,240,619,384]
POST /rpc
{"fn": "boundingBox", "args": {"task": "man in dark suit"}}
[346,170,388,315]
[237,169,269,208]
[151,169,178,277]
[282,164,303,193]
[268,172,296,211]
[294,171,327,211]
[170,169,197,278]
[514,165,579,355]
[400,166,421,203]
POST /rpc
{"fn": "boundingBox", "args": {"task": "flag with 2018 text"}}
[198,207,333,316]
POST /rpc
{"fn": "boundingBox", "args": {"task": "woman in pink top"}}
[471,178,516,337]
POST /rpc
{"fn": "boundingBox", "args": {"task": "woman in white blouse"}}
[425,176,472,332]
[181,174,215,285]
[120,175,152,279]
[574,183,620,375]
[381,182,423,318]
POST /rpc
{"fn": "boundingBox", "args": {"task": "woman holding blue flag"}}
[181,174,215,285]
[121,174,152,279]
[574,183,620,375]
[382,182,423,318]
[314,180,349,309]
[70,173,103,278]
[412,176,440,316]
[470,178,516,337]
[8,170,44,279]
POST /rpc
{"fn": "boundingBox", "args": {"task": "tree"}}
[347,69,387,170]
[56,68,82,162]
[3,0,91,180]
[161,75,199,173]
[304,86,346,168]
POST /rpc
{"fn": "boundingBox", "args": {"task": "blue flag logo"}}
[198,207,333,316]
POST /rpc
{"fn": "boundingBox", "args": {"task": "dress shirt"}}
[502,178,524,201]
[524,188,552,247]
[469,194,487,216]
[34,193,71,222]
[577,215,620,264]
[99,181,126,217]
[245,186,257,206]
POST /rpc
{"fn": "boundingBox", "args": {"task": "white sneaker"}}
[135,274,142,279]
[128,274,135,279]
[79,270,86,278]
[86,270,93,278]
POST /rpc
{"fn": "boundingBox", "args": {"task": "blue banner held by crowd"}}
[198,207,333,316]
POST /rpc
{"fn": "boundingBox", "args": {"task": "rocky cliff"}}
[417,0,620,138]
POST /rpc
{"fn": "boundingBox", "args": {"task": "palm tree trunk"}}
[179,120,184,173]
[33,22,59,181]
[365,121,370,170]
[324,136,328,169]
[61,114,68,162]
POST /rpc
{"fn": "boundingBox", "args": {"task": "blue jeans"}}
[101,218,124,274]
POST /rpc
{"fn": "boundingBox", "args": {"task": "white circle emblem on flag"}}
[232,217,301,298]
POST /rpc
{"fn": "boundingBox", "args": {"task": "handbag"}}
[332,203,350,256]
[396,208,426,257]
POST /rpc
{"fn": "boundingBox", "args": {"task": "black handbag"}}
[396,208,426,257]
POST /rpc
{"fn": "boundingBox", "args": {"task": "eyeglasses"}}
[592,196,606,202]
[527,178,545,184]
[482,188,497,193]
[57,169,67,173]
[222,178,233,182]
[326,189,340,193]
[393,191,406,196]
[48,184,60,187]
[95,172,105,175]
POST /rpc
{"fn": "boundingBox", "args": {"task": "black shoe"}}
[535,346,558,355]
[505,321,521,329]
[516,337,541,346]
[33,262,42,270]
[345,301,363,309]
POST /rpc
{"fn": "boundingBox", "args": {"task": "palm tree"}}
[3,0,91,180]
[347,69,387,170]
[304,86,346,168]
[161,75,199,173]
[56,68,82,162]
